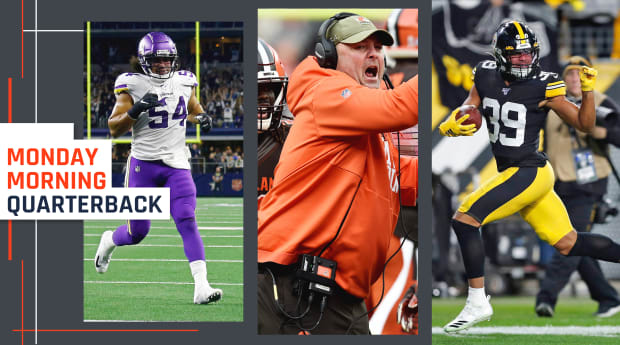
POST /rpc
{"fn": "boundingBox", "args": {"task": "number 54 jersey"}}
[473,60,566,172]
[114,71,198,169]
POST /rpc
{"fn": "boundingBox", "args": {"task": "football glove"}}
[580,66,597,92]
[397,284,418,334]
[195,113,213,133]
[438,107,478,137]
[127,93,159,120]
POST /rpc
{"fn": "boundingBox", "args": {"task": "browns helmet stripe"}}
[258,39,276,73]
[387,9,403,47]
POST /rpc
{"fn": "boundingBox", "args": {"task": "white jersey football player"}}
[95,31,221,305]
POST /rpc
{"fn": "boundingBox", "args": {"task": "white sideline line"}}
[85,281,242,286]
[84,319,222,323]
[85,320,174,323]
[87,216,242,220]
[84,234,242,238]
[83,244,241,248]
[196,204,242,208]
[83,258,241,263]
[432,326,620,336]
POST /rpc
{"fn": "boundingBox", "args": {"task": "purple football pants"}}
[112,157,205,262]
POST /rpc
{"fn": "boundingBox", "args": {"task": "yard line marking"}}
[82,258,241,263]
[85,226,243,229]
[83,244,242,248]
[85,281,242,286]
[83,234,242,238]
[87,218,242,222]
[84,226,242,231]
[431,326,620,336]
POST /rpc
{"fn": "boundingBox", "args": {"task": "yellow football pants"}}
[458,162,573,245]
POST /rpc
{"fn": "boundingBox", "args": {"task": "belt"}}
[258,262,362,304]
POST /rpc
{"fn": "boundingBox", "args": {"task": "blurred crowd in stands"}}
[86,27,243,132]
[111,141,243,175]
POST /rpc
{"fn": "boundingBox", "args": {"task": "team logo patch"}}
[231,179,243,192]
[341,88,352,99]
[135,165,140,173]
[355,16,372,25]
[502,88,511,95]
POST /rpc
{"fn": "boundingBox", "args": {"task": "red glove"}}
[397,284,418,333]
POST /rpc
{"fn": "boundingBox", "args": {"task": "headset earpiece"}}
[314,12,358,69]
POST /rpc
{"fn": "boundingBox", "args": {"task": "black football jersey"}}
[257,124,290,198]
[473,60,566,171]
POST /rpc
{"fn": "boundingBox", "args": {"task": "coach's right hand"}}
[438,107,477,137]
[127,93,160,120]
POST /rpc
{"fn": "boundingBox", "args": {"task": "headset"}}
[314,12,358,69]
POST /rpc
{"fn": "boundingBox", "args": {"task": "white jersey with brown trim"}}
[114,70,198,169]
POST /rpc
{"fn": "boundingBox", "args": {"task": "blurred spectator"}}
[211,166,224,192]
[86,29,243,130]
[190,143,202,158]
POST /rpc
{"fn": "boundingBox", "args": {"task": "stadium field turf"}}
[433,296,620,344]
[84,197,243,322]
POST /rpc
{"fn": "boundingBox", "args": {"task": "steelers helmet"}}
[492,21,540,81]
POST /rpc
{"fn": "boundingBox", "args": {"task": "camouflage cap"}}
[328,15,394,46]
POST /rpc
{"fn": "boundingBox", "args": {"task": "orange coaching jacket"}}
[258,57,418,299]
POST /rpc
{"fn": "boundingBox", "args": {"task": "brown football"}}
[455,105,482,131]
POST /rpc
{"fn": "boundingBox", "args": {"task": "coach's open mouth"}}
[365,66,378,78]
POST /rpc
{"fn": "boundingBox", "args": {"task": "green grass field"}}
[84,197,243,322]
[433,296,620,344]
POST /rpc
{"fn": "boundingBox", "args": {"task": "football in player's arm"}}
[440,62,597,139]
[436,20,620,333]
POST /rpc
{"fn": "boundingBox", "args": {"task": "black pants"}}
[257,263,369,334]
[536,194,620,312]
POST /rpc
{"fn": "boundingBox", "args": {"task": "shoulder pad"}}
[175,70,198,87]
[537,70,566,98]
[114,72,141,94]
[478,60,497,70]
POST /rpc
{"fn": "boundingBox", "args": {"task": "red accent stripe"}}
[8,78,12,123]
[21,260,24,345]
[8,220,12,261]
[8,78,12,261]
[21,0,23,79]
[12,329,200,332]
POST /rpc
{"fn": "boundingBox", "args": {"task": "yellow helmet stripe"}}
[513,21,525,39]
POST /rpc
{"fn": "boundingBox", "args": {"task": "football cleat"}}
[95,230,116,273]
[193,285,223,304]
[596,304,620,318]
[444,295,493,333]
[535,302,554,317]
